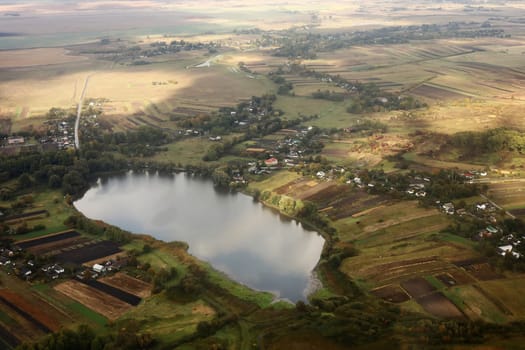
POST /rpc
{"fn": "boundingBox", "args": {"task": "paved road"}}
[74,75,92,150]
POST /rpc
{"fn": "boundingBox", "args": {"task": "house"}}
[93,263,105,273]
[7,136,25,145]
[486,226,499,235]
[316,171,326,179]
[442,203,455,215]
[264,158,278,166]
[53,264,65,274]
[476,203,488,211]
[20,268,32,278]
[463,172,474,180]
[498,245,513,256]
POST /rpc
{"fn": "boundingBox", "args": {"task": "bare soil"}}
[411,84,466,100]
[99,273,152,299]
[370,285,410,303]
[0,48,87,69]
[55,280,132,321]
[0,289,61,332]
[401,277,436,299]
[416,292,465,319]
[464,263,503,281]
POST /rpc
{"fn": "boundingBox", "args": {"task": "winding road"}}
[74,74,92,150]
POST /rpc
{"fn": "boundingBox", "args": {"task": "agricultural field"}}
[0,273,108,347]
[55,280,133,321]
[54,241,122,265]
[99,273,152,299]
[0,47,274,132]
[485,180,525,216]
[1,1,525,348]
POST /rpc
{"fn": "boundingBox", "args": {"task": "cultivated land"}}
[2,0,525,349]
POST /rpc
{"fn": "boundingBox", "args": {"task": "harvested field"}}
[0,306,42,346]
[82,251,128,266]
[359,257,439,280]
[55,280,132,321]
[448,269,477,285]
[510,208,525,218]
[0,48,87,69]
[463,263,503,281]
[370,285,410,303]
[16,230,80,249]
[55,241,121,264]
[76,278,142,306]
[27,236,91,256]
[417,292,465,319]
[487,181,525,208]
[329,194,385,221]
[453,258,488,268]
[302,183,353,207]
[274,178,335,200]
[401,277,436,299]
[0,289,61,332]
[4,210,48,224]
[99,273,152,299]
[363,208,440,234]
[411,84,466,100]
[0,322,19,348]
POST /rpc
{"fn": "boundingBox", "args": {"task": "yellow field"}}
[0,49,275,131]
[0,48,88,68]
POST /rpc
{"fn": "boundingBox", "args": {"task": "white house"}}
[93,263,105,273]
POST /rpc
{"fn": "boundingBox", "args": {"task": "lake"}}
[74,172,325,302]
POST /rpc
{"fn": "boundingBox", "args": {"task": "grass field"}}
[479,277,525,321]
[274,96,354,129]
[247,170,302,193]
[486,180,525,211]
[120,293,215,345]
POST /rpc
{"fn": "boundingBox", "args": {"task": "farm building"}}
[93,263,106,273]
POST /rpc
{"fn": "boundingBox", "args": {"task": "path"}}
[74,74,92,150]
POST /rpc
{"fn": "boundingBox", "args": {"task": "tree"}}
[17,173,33,189]
[48,174,62,188]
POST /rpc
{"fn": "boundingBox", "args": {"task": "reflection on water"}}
[74,172,325,301]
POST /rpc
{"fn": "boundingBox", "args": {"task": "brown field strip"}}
[0,48,87,69]
[417,293,465,319]
[362,209,440,234]
[16,229,78,246]
[0,322,20,348]
[27,237,91,256]
[55,280,132,321]
[82,251,128,267]
[401,277,436,299]
[0,306,44,344]
[0,289,61,332]
[99,273,152,299]
[370,285,410,303]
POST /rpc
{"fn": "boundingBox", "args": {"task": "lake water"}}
[74,172,325,302]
